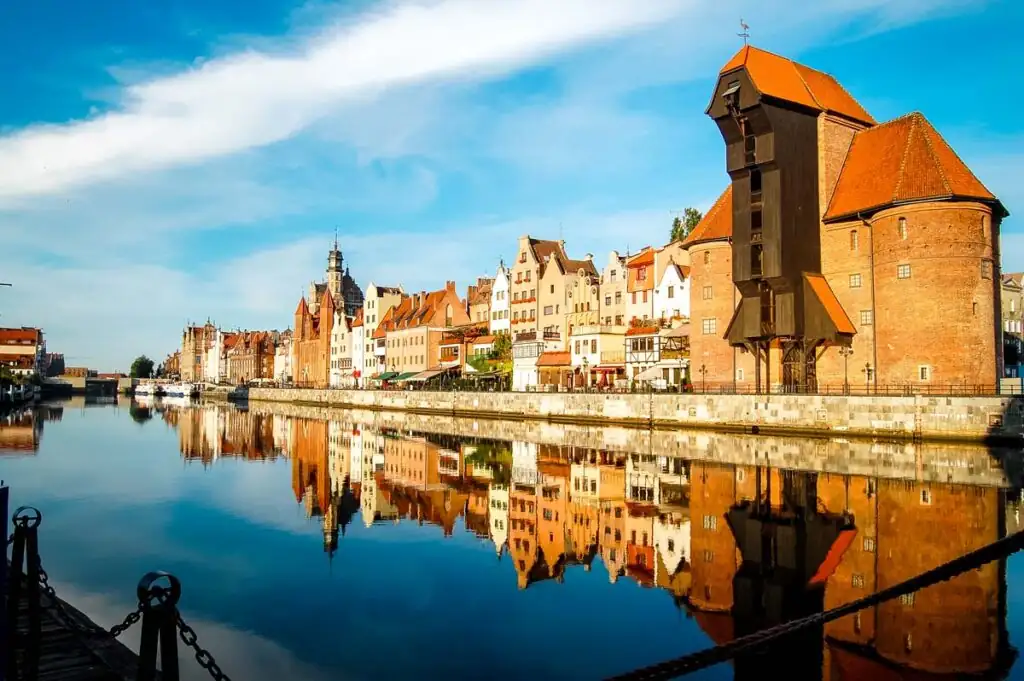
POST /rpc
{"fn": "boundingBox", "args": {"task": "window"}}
[981,260,992,279]
[702,514,718,530]
[859,310,873,326]
[919,365,931,381]
[667,286,674,299]
[702,318,717,335]
[973,301,978,316]
[605,295,612,306]
[550,285,554,294]
[863,537,876,552]
[736,368,745,381]
[898,217,907,240]
[591,339,597,353]
[519,251,526,263]
[632,292,637,304]
[575,341,581,354]
[751,244,763,277]
[741,117,755,164]
[899,593,916,606]
[610,270,617,282]
[642,291,648,303]
[751,208,762,232]
[615,292,622,304]
[852,574,865,589]
[703,251,710,265]
[667,539,675,552]
[702,285,713,300]
[920,489,932,505]
[750,167,762,198]
[897,264,911,279]
[543,305,553,316]
[849,273,862,288]
[850,230,859,251]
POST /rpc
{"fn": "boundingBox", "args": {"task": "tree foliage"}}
[491,332,512,361]
[670,207,704,242]
[130,355,155,379]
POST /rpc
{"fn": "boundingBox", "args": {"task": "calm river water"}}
[2,396,1024,680]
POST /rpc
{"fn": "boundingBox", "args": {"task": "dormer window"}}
[722,80,740,111]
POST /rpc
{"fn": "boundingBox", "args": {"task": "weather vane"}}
[738,18,750,45]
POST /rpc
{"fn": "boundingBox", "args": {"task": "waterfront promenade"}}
[235,387,1024,444]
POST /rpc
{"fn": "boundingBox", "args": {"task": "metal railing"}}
[6,505,230,681]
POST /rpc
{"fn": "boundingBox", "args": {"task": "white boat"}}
[135,383,157,396]
[163,382,198,398]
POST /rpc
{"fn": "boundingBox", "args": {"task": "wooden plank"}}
[6,564,160,681]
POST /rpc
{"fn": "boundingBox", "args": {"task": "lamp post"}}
[862,362,872,394]
[699,363,707,393]
[838,346,853,394]
[582,356,590,392]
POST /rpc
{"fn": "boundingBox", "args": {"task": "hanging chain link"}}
[33,555,143,639]
[177,612,231,681]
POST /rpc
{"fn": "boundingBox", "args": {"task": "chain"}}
[177,612,231,681]
[32,556,143,639]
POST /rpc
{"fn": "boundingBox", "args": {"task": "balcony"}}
[515,330,560,343]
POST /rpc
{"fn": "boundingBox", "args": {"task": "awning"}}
[393,372,419,381]
[635,365,663,381]
[376,371,398,381]
[407,368,445,382]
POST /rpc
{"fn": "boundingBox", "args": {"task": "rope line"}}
[603,529,1024,681]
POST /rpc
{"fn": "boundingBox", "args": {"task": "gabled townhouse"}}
[599,251,627,329]
[329,312,355,388]
[625,247,656,325]
[490,262,511,335]
[569,323,626,387]
[466,277,494,326]
[379,281,472,377]
[654,258,690,324]
[510,236,566,341]
[350,310,365,386]
[362,283,405,379]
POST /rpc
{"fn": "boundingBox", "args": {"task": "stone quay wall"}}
[244,401,1021,489]
[243,388,1024,444]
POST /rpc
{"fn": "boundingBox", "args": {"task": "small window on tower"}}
[751,209,763,232]
[750,167,762,199]
[898,217,908,240]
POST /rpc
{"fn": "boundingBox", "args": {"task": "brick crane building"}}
[693,45,1007,391]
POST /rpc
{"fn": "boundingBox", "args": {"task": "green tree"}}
[491,332,512,361]
[130,355,155,379]
[670,207,704,242]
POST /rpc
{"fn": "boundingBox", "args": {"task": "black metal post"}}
[136,572,182,681]
[0,483,8,681]
[7,506,42,681]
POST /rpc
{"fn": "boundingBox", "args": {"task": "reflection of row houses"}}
[489,484,509,558]
[512,441,540,486]
[625,454,689,507]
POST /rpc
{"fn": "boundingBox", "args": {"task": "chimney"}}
[446,280,456,293]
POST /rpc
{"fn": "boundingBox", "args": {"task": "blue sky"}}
[0,0,1020,372]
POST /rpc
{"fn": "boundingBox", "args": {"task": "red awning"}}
[809,527,858,586]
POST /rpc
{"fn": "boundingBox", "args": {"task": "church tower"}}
[327,233,343,302]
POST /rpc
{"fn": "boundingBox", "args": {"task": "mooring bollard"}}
[136,571,181,681]
[7,506,43,681]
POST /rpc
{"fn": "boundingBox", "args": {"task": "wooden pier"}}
[8,569,157,681]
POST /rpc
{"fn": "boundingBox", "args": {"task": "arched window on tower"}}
[445,304,453,328]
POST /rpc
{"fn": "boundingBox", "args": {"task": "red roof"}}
[824,112,1001,221]
[536,351,571,367]
[682,186,733,248]
[804,274,857,336]
[0,328,41,345]
[718,45,874,126]
[626,326,659,336]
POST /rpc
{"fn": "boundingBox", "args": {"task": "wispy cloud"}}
[0,0,684,202]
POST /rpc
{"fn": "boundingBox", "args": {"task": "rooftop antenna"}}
[333,226,339,251]
[738,18,750,45]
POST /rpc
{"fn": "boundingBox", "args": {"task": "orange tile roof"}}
[626,326,659,336]
[803,273,856,336]
[536,351,571,367]
[824,112,1001,222]
[0,328,41,344]
[682,186,733,248]
[472,335,496,345]
[294,297,308,316]
[718,45,874,126]
[351,309,364,328]
[626,248,654,268]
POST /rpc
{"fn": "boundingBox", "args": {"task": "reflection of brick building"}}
[688,463,739,612]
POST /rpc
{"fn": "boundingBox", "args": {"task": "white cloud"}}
[0,0,684,202]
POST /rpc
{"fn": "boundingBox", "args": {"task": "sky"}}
[0,0,1020,372]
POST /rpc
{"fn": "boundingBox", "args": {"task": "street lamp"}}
[582,356,590,392]
[699,363,708,393]
[838,346,853,394]
[861,362,872,394]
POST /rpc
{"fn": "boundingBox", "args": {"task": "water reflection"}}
[3,399,1021,680]
[147,401,1021,679]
